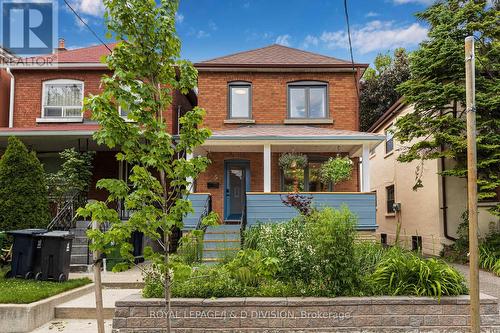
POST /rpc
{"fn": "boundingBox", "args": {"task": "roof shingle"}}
[195,44,367,68]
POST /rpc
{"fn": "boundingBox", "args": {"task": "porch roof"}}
[208,125,384,142]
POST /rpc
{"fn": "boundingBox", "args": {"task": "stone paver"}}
[31,319,113,333]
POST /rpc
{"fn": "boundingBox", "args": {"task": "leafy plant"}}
[176,230,204,265]
[226,249,280,287]
[372,248,468,300]
[319,156,353,185]
[278,153,308,170]
[0,137,50,231]
[280,193,313,216]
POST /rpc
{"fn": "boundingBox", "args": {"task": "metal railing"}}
[47,192,86,231]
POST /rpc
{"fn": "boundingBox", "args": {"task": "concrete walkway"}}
[69,263,145,286]
[31,319,113,333]
[451,263,500,301]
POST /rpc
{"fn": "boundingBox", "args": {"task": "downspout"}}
[441,156,456,241]
[6,67,14,128]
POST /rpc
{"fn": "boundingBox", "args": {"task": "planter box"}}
[0,283,94,333]
[113,293,500,332]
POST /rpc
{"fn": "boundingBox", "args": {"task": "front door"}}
[225,161,249,221]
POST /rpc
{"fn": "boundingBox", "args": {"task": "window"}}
[288,82,327,119]
[42,79,84,118]
[119,105,129,118]
[386,185,395,213]
[385,126,394,154]
[228,82,251,118]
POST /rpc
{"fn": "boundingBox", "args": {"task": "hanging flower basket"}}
[278,153,308,171]
[319,156,353,185]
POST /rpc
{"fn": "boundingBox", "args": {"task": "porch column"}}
[362,143,371,192]
[186,152,194,193]
[263,144,271,192]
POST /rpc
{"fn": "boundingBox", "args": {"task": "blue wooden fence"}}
[183,193,211,232]
[246,192,377,230]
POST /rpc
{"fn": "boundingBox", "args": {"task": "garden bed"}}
[112,293,500,332]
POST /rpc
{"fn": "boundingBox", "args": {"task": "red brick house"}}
[0,43,383,235]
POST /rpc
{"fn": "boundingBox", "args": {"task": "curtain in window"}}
[45,84,82,106]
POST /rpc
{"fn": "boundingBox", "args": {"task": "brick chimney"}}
[55,38,67,53]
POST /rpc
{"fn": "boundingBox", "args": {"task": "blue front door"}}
[224,160,250,221]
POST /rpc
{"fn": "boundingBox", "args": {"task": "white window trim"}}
[41,79,84,119]
[118,105,135,122]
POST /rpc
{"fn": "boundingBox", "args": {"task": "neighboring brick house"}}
[0,42,384,234]
[369,98,499,255]
[0,41,195,207]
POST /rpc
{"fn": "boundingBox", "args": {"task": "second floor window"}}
[43,79,83,118]
[386,185,395,213]
[229,82,251,118]
[385,126,394,154]
[288,82,327,119]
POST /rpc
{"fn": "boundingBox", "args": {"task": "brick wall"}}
[112,293,500,332]
[10,69,185,130]
[196,152,359,218]
[197,71,359,131]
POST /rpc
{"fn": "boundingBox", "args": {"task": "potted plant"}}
[319,156,353,186]
[279,153,308,192]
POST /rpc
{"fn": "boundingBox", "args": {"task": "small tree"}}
[77,0,210,331]
[0,136,50,231]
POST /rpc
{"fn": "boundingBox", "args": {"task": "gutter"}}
[441,152,456,242]
[6,67,14,128]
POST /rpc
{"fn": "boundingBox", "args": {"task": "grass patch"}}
[0,269,91,304]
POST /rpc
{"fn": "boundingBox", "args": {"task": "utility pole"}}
[92,220,105,333]
[465,35,480,333]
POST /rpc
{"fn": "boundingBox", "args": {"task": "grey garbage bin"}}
[35,231,74,282]
[6,229,47,279]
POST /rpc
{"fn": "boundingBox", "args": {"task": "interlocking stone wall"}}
[113,293,500,332]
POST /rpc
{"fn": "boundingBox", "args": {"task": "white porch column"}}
[186,152,194,193]
[362,143,371,192]
[263,144,271,192]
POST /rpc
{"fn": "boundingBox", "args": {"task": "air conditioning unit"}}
[393,202,401,212]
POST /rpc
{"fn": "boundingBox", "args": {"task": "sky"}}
[58,0,434,65]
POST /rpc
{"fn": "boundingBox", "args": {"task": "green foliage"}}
[394,1,500,215]
[225,249,280,287]
[0,137,50,231]
[371,248,468,299]
[355,241,387,275]
[201,211,220,227]
[360,48,410,131]
[278,153,308,170]
[319,156,353,185]
[77,0,210,302]
[176,230,204,265]
[46,148,94,205]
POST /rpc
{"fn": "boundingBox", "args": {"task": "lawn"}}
[0,268,91,304]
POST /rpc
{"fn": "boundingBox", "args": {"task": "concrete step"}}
[55,289,140,320]
[70,264,92,273]
[72,237,88,246]
[71,245,89,255]
[203,240,240,249]
[75,220,91,229]
[70,228,89,237]
[71,254,90,265]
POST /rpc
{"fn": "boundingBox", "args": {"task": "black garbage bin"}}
[36,231,74,282]
[6,229,47,279]
[131,231,144,264]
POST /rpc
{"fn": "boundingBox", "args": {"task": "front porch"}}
[188,125,384,230]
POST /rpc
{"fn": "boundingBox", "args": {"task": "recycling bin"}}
[36,231,74,282]
[6,229,47,279]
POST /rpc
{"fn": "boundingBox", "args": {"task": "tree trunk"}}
[163,230,171,333]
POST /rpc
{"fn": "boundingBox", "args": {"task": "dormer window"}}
[288,81,328,119]
[42,79,84,118]
[228,82,251,119]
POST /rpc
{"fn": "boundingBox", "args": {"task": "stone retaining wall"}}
[113,293,500,332]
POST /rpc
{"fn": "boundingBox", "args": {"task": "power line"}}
[62,0,112,52]
[343,0,360,101]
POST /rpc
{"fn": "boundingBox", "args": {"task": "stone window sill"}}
[284,118,334,124]
[36,117,84,123]
[224,119,256,124]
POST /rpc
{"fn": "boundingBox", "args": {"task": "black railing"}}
[47,192,86,231]
[195,194,212,231]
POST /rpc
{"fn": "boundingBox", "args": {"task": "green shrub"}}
[372,248,468,299]
[0,137,50,231]
[226,249,280,287]
[177,230,204,265]
[355,241,387,274]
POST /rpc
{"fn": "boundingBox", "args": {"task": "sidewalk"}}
[451,263,500,301]
[70,262,145,286]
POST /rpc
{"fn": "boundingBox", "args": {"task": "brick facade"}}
[197,71,359,131]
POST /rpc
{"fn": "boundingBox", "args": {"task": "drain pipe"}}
[441,155,456,241]
[6,67,14,128]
